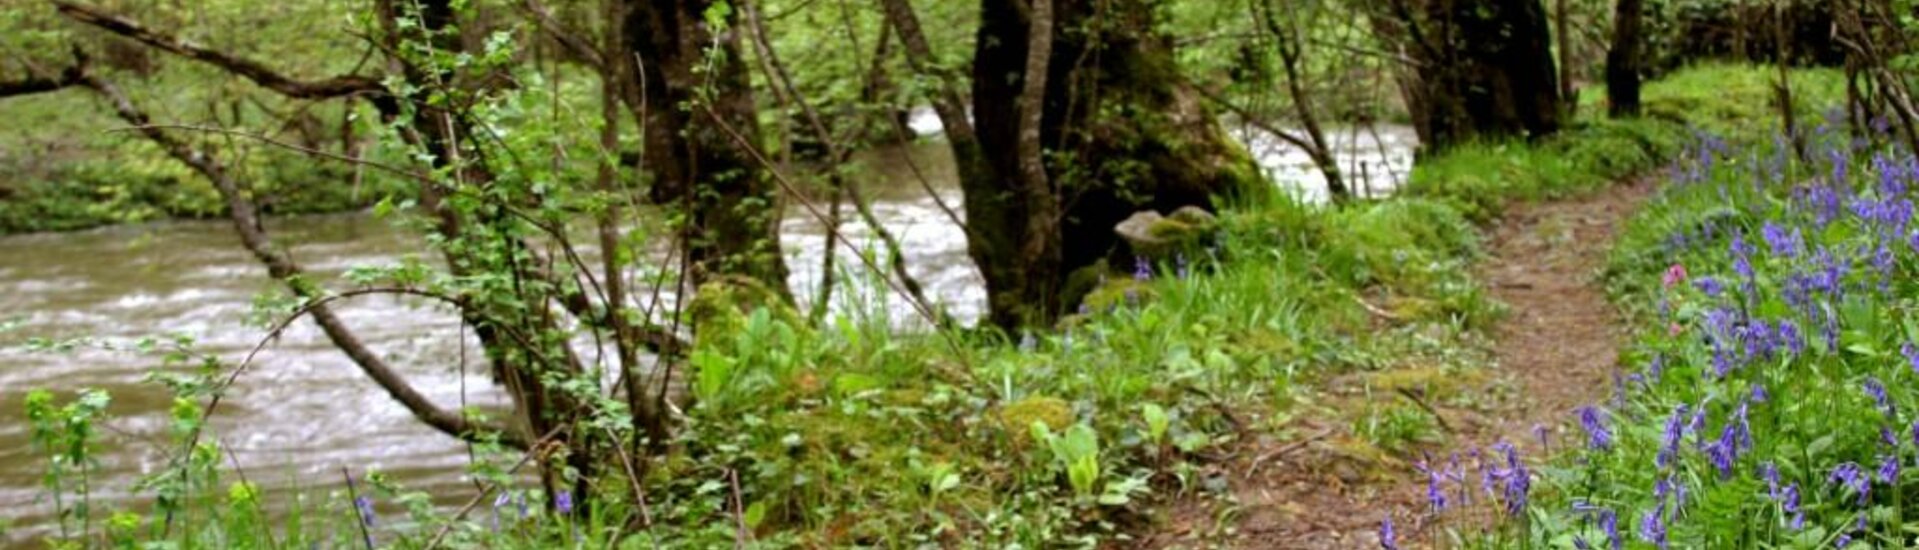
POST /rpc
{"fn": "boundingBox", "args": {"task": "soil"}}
[1135,180,1657,549]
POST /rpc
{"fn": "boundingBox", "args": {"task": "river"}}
[0,125,1414,545]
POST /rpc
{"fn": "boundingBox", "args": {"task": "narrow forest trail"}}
[1139,179,1657,549]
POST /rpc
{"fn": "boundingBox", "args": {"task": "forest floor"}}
[1140,179,1656,549]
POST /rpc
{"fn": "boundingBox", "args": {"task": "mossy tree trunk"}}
[1376,0,1564,151]
[962,0,1262,329]
[623,0,790,294]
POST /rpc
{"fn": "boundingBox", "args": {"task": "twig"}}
[1394,387,1457,434]
[1247,428,1334,475]
[728,468,751,548]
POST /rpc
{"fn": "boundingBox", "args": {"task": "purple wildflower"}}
[1865,376,1894,416]
[1881,455,1902,483]
[1578,406,1613,450]
[1695,276,1725,297]
[1379,517,1398,550]
[1133,256,1152,282]
[1904,342,1919,375]
[1782,483,1804,530]
[355,495,377,527]
[1638,502,1669,550]
[1763,221,1801,258]
[1779,320,1804,356]
[1707,425,1738,479]
[1830,462,1871,505]
[1658,405,1688,469]
[1600,508,1621,550]
[556,490,574,515]
[1416,459,1448,512]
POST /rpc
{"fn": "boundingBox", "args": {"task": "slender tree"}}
[1606,0,1644,117]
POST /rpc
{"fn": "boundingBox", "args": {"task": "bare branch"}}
[53,1,386,100]
[517,0,607,69]
[0,63,85,98]
[78,72,520,449]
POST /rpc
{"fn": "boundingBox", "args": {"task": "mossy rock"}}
[996,396,1073,444]
[688,274,801,343]
[1114,205,1219,261]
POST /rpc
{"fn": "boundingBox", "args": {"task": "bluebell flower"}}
[1658,405,1689,469]
[1763,221,1800,258]
[1751,383,1769,403]
[355,495,377,527]
[1865,376,1894,416]
[1782,483,1804,530]
[1880,455,1901,484]
[556,490,574,515]
[1830,462,1871,505]
[1416,458,1448,512]
[1695,276,1725,297]
[1638,501,1668,550]
[1904,342,1919,375]
[1578,406,1613,451]
[1707,428,1738,480]
[1600,508,1621,550]
[1779,320,1804,356]
[1133,256,1152,282]
[1379,517,1398,550]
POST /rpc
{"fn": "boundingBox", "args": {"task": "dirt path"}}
[1137,180,1656,549]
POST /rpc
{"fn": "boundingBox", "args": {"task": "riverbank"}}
[5,63,1844,548]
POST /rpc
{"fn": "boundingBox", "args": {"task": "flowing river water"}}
[0,124,1414,544]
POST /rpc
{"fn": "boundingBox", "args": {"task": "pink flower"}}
[1662,263,1688,289]
[1668,322,1685,336]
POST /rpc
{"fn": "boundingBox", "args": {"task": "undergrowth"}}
[12,63,1837,548]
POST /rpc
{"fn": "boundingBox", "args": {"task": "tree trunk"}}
[1385,0,1564,150]
[623,0,790,294]
[962,0,1262,328]
[1605,0,1644,117]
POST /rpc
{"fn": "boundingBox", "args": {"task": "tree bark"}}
[959,0,1262,328]
[1605,0,1644,117]
[1377,0,1564,151]
[622,0,790,294]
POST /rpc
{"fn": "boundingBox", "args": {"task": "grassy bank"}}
[14,64,1838,548]
[1401,75,1919,548]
